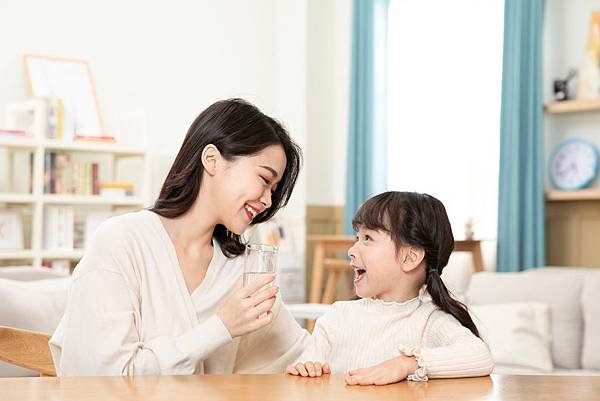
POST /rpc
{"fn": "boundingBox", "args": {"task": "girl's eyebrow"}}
[259,165,278,178]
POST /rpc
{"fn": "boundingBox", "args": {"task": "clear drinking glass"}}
[243,244,278,288]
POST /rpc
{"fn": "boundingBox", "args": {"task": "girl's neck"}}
[376,284,422,303]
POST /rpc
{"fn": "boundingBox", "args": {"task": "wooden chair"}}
[304,235,485,330]
[0,325,56,377]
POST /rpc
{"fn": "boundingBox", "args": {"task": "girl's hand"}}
[345,355,418,386]
[217,275,278,338]
[286,361,331,377]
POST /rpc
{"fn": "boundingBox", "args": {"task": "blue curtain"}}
[344,0,389,234]
[497,0,545,272]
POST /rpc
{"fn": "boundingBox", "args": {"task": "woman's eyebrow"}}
[259,165,278,178]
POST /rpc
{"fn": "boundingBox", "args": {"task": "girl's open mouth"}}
[353,267,366,283]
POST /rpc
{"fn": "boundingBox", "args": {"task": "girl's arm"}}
[405,310,494,380]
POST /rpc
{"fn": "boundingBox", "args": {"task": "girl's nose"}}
[347,241,358,258]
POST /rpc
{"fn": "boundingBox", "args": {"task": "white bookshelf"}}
[0,99,151,268]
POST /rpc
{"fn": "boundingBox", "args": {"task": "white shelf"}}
[546,189,600,201]
[42,194,146,206]
[1,100,151,268]
[41,249,85,260]
[0,193,35,203]
[0,136,37,149]
[0,250,35,260]
[42,139,145,156]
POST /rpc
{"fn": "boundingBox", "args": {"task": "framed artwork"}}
[0,211,24,250]
[23,54,113,142]
[577,12,600,100]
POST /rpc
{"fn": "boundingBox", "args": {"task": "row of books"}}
[43,206,74,250]
[43,207,110,251]
[44,152,100,195]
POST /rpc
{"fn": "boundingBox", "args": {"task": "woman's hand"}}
[286,361,331,377]
[345,354,418,386]
[218,275,278,338]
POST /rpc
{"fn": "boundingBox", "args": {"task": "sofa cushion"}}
[466,270,584,369]
[581,271,600,370]
[470,302,553,372]
[0,277,70,376]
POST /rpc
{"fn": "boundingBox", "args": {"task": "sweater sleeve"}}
[400,310,494,381]
[292,308,336,364]
[233,297,310,373]
[50,267,232,376]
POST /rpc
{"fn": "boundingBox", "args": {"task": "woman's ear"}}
[400,246,426,273]
[201,144,221,176]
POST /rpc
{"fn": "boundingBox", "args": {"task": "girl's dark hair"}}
[352,191,480,337]
[150,98,302,258]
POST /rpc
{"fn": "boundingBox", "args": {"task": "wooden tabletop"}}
[1,374,599,401]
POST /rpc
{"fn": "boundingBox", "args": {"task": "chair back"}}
[0,326,56,376]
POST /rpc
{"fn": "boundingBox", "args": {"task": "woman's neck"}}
[160,195,217,253]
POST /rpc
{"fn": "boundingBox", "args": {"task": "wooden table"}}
[1,374,599,401]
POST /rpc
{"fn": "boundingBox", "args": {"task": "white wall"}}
[0,0,308,249]
[544,0,600,190]
[306,0,351,206]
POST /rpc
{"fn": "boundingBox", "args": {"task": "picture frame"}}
[0,211,24,250]
[23,54,113,142]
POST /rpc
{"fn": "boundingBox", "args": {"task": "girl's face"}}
[215,144,287,235]
[348,226,408,301]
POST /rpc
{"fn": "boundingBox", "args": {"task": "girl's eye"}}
[364,235,372,241]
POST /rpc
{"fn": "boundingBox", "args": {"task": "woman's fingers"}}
[239,274,276,298]
[286,364,299,375]
[323,362,331,374]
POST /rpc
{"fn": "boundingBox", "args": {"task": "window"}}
[386,0,504,240]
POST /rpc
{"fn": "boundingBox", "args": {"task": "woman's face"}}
[215,144,287,235]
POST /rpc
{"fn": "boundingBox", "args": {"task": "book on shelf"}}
[100,182,135,198]
[41,259,70,275]
[43,206,74,250]
[47,97,65,140]
[44,151,100,195]
[0,128,28,137]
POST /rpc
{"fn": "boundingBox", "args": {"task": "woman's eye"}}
[260,176,271,185]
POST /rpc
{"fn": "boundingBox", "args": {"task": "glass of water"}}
[243,244,278,289]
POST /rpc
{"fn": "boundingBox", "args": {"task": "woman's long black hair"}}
[150,98,302,257]
[352,191,480,337]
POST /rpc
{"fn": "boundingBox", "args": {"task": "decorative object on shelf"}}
[0,211,24,250]
[577,11,600,100]
[553,69,578,101]
[464,216,475,240]
[23,54,112,142]
[549,139,599,190]
[255,217,295,252]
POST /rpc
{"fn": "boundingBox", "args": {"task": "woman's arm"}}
[51,268,232,376]
[233,297,311,373]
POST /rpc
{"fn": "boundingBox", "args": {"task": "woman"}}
[49,98,308,375]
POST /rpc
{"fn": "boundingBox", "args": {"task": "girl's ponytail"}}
[426,267,480,337]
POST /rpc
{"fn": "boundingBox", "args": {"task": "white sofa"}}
[0,267,70,377]
[443,266,600,376]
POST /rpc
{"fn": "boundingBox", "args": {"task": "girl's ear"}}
[201,144,221,176]
[400,246,426,273]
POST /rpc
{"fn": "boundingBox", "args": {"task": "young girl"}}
[287,191,494,385]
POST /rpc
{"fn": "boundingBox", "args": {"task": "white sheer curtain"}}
[386,0,504,242]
